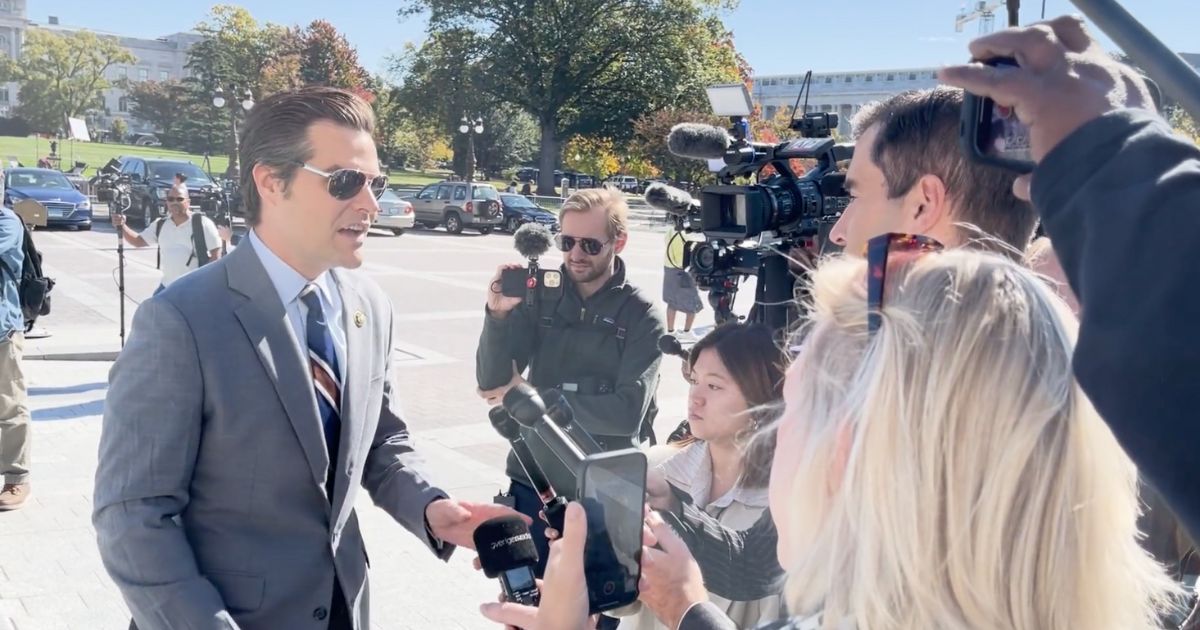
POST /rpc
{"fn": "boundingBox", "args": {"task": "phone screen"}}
[577,450,647,613]
[984,100,1033,165]
[502,566,536,593]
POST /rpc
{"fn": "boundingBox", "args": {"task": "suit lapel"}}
[334,271,370,500]
[226,244,329,490]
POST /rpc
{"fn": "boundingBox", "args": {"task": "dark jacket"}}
[1033,110,1200,540]
[476,256,665,490]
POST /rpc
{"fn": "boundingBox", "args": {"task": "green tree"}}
[398,0,744,194]
[110,117,128,142]
[299,20,371,100]
[1168,105,1198,144]
[0,29,134,133]
[564,136,621,179]
[630,107,722,184]
[124,80,191,147]
[476,104,539,178]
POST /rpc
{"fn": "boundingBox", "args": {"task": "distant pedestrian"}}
[663,224,704,340]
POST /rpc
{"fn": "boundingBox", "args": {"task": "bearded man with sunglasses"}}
[477,188,666,575]
[112,183,223,294]
[95,86,520,630]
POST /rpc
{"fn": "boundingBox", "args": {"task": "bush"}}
[0,117,31,137]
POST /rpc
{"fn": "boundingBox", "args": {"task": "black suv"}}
[115,157,223,227]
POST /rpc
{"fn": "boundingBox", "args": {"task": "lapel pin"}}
[354,311,367,328]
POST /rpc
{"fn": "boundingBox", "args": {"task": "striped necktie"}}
[299,284,341,494]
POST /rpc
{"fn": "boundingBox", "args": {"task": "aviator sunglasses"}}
[298,163,389,201]
[555,234,611,256]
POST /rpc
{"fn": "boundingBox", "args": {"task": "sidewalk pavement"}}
[0,360,515,630]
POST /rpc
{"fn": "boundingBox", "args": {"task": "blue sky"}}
[40,0,1197,79]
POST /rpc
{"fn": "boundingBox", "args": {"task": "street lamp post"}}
[212,85,255,181]
[458,115,484,183]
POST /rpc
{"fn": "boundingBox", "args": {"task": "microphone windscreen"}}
[644,183,697,216]
[657,334,687,359]
[474,516,540,578]
[667,123,732,160]
[488,406,521,441]
[513,223,554,259]
[503,383,546,428]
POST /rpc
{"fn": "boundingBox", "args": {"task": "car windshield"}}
[472,186,499,200]
[149,162,212,184]
[379,189,400,202]
[501,194,537,209]
[7,171,73,190]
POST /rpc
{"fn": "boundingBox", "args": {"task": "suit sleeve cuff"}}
[422,495,455,560]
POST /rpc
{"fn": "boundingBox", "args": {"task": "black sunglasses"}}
[166,196,187,202]
[555,234,610,256]
[298,163,388,201]
[865,232,944,334]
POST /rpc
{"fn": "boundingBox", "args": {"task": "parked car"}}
[4,167,93,230]
[373,189,415,235]
[131,133,162,147]
[405,181,503,234]
[116,156,223,227]
[607,175,639,193]
[515,167,538,182]
[499,193,558,234]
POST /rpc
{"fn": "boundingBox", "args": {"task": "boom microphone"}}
[504,384,587,473]
[657,334,688,360]
[644,183,699,217]
[474,516,542,606]
[513,222,554,259]
[667,123,733,160]
[489,406,569,532]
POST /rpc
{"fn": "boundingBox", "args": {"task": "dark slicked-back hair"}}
[239,86,375,226]
[853,87,1036,252]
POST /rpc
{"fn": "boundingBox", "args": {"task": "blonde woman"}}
[764,244,1180,630]
[481,242,1182,630]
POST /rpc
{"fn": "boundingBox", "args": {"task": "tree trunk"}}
[537,116,559,196]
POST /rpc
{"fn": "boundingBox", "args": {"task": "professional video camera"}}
[645,77,853,332]
[498,223,564,306]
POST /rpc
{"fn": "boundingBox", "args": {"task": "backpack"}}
[0,222,54,332]
[155,213,211,270]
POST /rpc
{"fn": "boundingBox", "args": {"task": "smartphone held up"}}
[960,57,1036,174]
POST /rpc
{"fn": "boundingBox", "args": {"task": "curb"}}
[25,350,120,362]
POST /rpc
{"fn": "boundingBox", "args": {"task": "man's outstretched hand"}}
[425,498,532,550]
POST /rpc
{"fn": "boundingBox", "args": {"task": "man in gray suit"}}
[94,86,519,630]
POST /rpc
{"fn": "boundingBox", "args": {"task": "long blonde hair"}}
[772,250,1179,629]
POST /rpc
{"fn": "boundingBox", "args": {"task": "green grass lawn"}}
[0,135,494,189]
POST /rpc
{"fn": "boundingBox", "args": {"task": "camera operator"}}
[831,86,1037,255]
[111,183,222,294]
[477,188,666,574]
[939,15,1200,542]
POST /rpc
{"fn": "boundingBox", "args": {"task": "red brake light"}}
[403,202,412,214]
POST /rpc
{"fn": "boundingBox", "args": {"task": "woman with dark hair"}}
[615,323,787,630]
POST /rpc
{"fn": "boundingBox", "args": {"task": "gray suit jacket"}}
[94,242,451,630]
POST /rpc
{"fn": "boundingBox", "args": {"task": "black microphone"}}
[488,407,569,532]
[657,334,688,360]
[513,222,554,259]
[504,384,587,474]
[540,388,602,455]
[474,516,542,606]
[644,183,699,217]
[667,122,733,160]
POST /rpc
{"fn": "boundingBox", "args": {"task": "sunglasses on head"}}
[555,234,610,256]
[298,163,388,201]
[166,196,186,202]
[865,232,944,334]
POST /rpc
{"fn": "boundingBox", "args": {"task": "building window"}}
[886,73,895,81]
[844,76,852,83]
[909,72,917,80]
[0,89,8,103]
[825,76,832,83]
[118,67,128,79]
[866,75,873,82]
[118,97,128,112]
[787,77,796,85]
[159,70,169,81]
[765,105,777,118]
[138,68,149,81]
